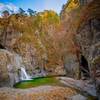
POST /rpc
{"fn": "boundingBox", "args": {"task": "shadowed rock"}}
[59,77,97,97]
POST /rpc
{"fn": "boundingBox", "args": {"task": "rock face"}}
[61,0,100,98]
[62,54,79,78]
[76,0,100,74]
[61,0,100,77]
[0,18,21,49]
[60,0,82,79]
[13,40,40,76]
[0,86,76,100]
[76,0,100,99]
[0,49,32,87]
[0,50,10,87]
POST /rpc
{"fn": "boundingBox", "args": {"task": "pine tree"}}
[27,8,36,16]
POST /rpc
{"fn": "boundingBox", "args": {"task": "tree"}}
[27,8,37,16]
[2,10,10,18]
[18,8,26,16]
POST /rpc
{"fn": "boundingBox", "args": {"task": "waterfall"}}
[0,49,32,87]
[14,54,31,80]
[20,67,31,80]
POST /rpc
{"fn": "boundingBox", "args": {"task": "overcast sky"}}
[0,0,67,13]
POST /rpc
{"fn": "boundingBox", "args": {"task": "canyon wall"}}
[61,0,100,98]
[76,0,100,98]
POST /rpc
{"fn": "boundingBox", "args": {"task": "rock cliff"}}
[76,0,100,98]
[60,0,100,98]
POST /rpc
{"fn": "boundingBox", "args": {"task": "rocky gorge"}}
[0,0,100,100]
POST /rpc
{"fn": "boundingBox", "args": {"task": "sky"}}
[0,0,67,14]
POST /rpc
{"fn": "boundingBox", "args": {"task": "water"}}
[13,54,31,81]
[14,77,60,89]
[20,67,31,80]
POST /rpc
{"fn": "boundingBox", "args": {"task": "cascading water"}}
[14,54,31,80]
[5,50,31,83]
[0,49,32,87]
[20,67,31,80]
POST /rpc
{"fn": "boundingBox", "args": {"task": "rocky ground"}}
[0,86,77,100]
